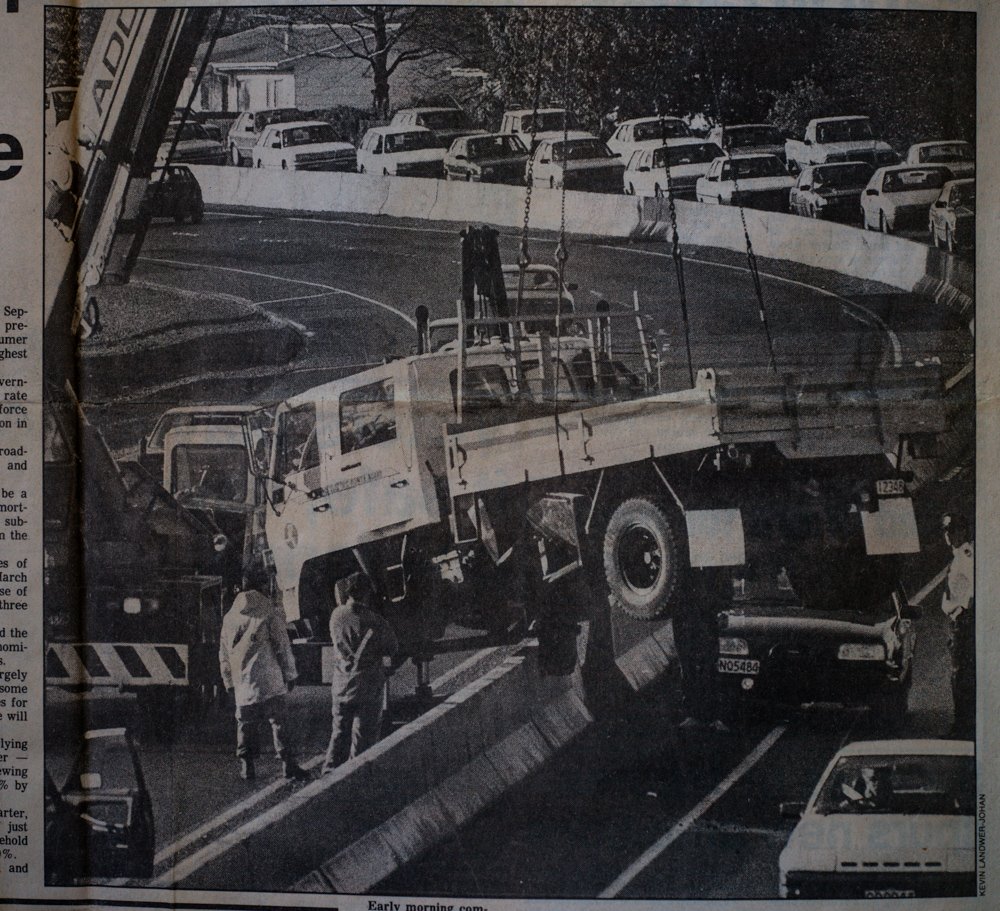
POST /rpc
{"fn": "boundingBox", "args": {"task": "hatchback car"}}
[779,739,975,899]
[861,164,952,232]
[606,115,691,158]
[529,131,625,192]
[788,161,874,222]
[444,133,529,184]
[252,120,356,172]
[144,165,204,224]
[929,178,975,252]
[623,138,723,199]
[156,120,226,166]
[696,153,795,211]
[356,126,445,178]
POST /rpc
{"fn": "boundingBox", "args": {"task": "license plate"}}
[876,478,905,496]
[864,889,916,899]
[717,657,760,675]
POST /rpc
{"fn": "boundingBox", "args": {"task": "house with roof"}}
[185,22,472,116]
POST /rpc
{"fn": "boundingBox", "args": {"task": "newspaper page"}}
[0,0,996,908]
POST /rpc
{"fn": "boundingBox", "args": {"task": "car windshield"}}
[632,119,689,142]
[164,122,210,143]
[522,111,574,133]
[384,131,439,153]
[919,143,973,163]
[725,126,785,148]
[653,142,724,168]
[281,124,337,147]
[812,163,874,189]
[815,119,874,143]
[951,184,975,208]
[552,138,613,162]
[883,168,947,192]
[721,156,787,180]
[466,135,526,159]
[813,754,975,816]
[417,110,469,131]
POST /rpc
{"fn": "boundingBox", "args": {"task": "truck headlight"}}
[838,642,885,661]
[719,637,749,656]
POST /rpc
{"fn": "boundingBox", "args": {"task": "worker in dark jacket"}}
[322,572,399,773]
[941,513,975,737]
[219,567,309,782]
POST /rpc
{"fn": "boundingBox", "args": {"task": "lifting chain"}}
[518,9,550,281]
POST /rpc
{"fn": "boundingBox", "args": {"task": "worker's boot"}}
[239,757,256,782]
[283,760,311,781]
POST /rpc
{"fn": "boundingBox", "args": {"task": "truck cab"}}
[785,116,897,173]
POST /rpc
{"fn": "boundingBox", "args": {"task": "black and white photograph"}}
[39,1,980,903]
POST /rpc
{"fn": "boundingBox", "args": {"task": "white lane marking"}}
[595,243,903,368]
[150,647,500,868]
[599,724,787,898]
[255,290,341,306]
[211,210,461,237]
[139,256,416,329]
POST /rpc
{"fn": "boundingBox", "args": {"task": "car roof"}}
[266,120,331,131]
[366,125,432,136]
[943,178,975,189]
[874,163,952,175]
[506,107,567,116]
[545,130,599,143]
[618,115,685,127]
[834,739,974,758]
[396,106,462,115]
[910,139,970,150]
[719,122,777,131]
[725,152,782,161]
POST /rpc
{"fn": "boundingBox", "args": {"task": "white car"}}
[529,131,625,193]
[623,138,723,199]
[904,140,975,179]
[252,120,356,172]
[356,126,445,178]
[707,123,787,163]
[499,108,577,151]
[695,153,794,211]
[606,116,691,158]
[779,739,975,899]
[861,164,952,233]
[390,107,480,148]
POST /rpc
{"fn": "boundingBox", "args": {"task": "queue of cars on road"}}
[169,103,972,251]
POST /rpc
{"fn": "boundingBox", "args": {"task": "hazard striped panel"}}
[45,643,189,686]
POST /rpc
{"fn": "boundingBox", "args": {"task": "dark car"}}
[444,133,530,184]
[789,161,874,222]
[716,555,917,724]
[144,165,204,224]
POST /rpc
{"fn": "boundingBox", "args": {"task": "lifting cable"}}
[700,26,779,375]
[656,102,695,388]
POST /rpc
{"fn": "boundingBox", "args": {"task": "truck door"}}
[330,365,421,539]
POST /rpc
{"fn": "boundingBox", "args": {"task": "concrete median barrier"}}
[189,167,972,314]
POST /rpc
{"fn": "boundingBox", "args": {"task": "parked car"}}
[707,123,788,162]
[444,133,529,184]
[356,125,445,178]
[144,165,204,224]
[45,84,76,135]
[499,108,578,151]
[905,140,975,179]
[390,107,481,148]
[606,115,691,158]
[623,138,724,198]
[929,178,975,253]
[695,153,795,211]
[788,161,874,222]
[227,108,302,166]
[529,131,625,193]
[156,120,227,166]
[251,120,356,172]
[779,739,975,898]
[861,164,952,233]
[786,116,898,173]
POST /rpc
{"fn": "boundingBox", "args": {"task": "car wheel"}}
[230,145,241,167]
[600,496,684,621]
[946,227,955,253]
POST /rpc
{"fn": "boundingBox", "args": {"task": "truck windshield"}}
[813,754,975,816]
[170,444,247,502]
[340,378,397,453]
[815,119,874,143]
[632,119,689,142]
[275,404,318,481]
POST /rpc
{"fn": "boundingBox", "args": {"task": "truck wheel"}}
[601,497,683,620]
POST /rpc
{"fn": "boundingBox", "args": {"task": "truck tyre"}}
[601,496,683,620]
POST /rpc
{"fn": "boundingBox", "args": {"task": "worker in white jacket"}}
[219,568,309,782]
